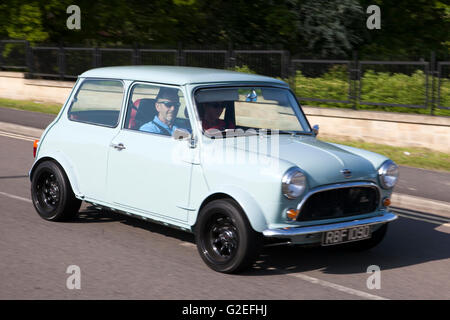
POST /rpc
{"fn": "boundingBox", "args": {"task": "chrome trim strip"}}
[296,181,381,212]
[263,211,397,238]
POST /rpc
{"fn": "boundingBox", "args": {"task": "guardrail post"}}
[93,47,101,67]
[224,50,230,69]
[133,42,140,65]
[58,46,65,80]
[134,48,140,65]
[26,41,33,76]
[282,50,290,80]
[225,42,231,69]
[430,51,436,115]
[350,50,358,110]
[288,59,296,90]
[228,42,236,69]
[177,42,183,66]
[0,41,3,70]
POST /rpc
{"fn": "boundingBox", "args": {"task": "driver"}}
[140,87,181,136]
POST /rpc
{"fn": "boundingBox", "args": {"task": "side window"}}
[68,79,124,127]
[125,83,191,136]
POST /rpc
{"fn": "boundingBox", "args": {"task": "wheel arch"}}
[29,153,82,198]
[192,187,268,234]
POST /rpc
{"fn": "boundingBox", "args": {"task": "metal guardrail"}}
[358,61,430,109]
[291,58,447,114]
[291,59,353,104]
[0,40,448,114]
[437,62,450,110]
[0,40,29,70]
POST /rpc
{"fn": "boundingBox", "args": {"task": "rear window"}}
[68,79,124,127]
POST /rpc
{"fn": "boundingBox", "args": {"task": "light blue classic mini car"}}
[30,66,398,273]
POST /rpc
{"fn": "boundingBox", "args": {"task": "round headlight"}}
[378,160,399,189]
[282,168,307,199]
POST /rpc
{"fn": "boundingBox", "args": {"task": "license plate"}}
[322,225,371,246]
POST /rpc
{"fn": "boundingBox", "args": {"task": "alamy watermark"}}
[66,265,81,290]
[65,4,378,32]
[366,5,381,30]
[366,265,381,290]
[172,128,281,171]
[66,5,81,30]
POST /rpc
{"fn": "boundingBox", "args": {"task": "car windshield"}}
[194,86,311,137]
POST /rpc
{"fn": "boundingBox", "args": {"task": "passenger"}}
[140,87,181,136]
[201,102,234,132]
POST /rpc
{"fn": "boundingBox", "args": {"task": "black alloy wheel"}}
[31,161,81,221]
[207,213,239,263]
[35,171,60,211]
[195,199,262,273]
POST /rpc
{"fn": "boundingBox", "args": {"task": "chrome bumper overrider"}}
[262,211,397,238]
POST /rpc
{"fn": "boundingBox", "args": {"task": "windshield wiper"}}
[278,130,312,136]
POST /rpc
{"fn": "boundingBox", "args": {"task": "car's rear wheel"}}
[195,199,262,273]
[31,161,81,221]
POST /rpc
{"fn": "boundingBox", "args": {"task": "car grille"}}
[297,187,380,222]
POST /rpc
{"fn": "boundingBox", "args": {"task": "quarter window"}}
[68,79,124,127]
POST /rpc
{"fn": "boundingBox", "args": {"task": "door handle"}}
[110,143,126,151]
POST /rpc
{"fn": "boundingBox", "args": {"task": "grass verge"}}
[0,98,61,115]
[321,137,450,172]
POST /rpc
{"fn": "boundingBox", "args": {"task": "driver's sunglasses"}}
[158,100,181,108]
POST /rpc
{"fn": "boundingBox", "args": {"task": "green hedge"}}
[293,65,450,116]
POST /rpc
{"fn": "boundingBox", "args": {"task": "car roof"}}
[79,65,288,86]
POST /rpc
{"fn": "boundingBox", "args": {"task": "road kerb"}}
[391,193,450,218]
[0,121,43,139]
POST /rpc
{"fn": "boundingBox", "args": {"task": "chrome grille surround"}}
[295,182,381,222]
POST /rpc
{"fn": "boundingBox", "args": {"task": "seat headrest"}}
[135,98,157,129]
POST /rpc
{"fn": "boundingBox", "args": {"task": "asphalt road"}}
[0,106,56,130]
[0,132,449,300]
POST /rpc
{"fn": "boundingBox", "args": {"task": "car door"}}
[61,78,125,201]
[106,83,194,223]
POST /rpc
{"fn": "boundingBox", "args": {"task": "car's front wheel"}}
[195,199,262,273]
[31,160,81,221]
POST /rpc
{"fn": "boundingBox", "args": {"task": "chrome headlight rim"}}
[378,160,399,189]
[282,167,307,199]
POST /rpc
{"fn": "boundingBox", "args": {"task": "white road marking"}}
[0,130,37,142]
[286,272,389,300]
[392,207,449,225]
[396,213,448,225]
[0,191,32,203]
[179,240,388,299]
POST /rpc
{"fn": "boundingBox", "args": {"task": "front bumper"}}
[262,211,397,244]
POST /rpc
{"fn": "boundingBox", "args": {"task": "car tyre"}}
[195,199,262,273]
[31,161,81,221]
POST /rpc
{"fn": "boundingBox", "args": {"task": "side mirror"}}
[312,124,319,136]
[173,128,197,148]
[173,128,191,141]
